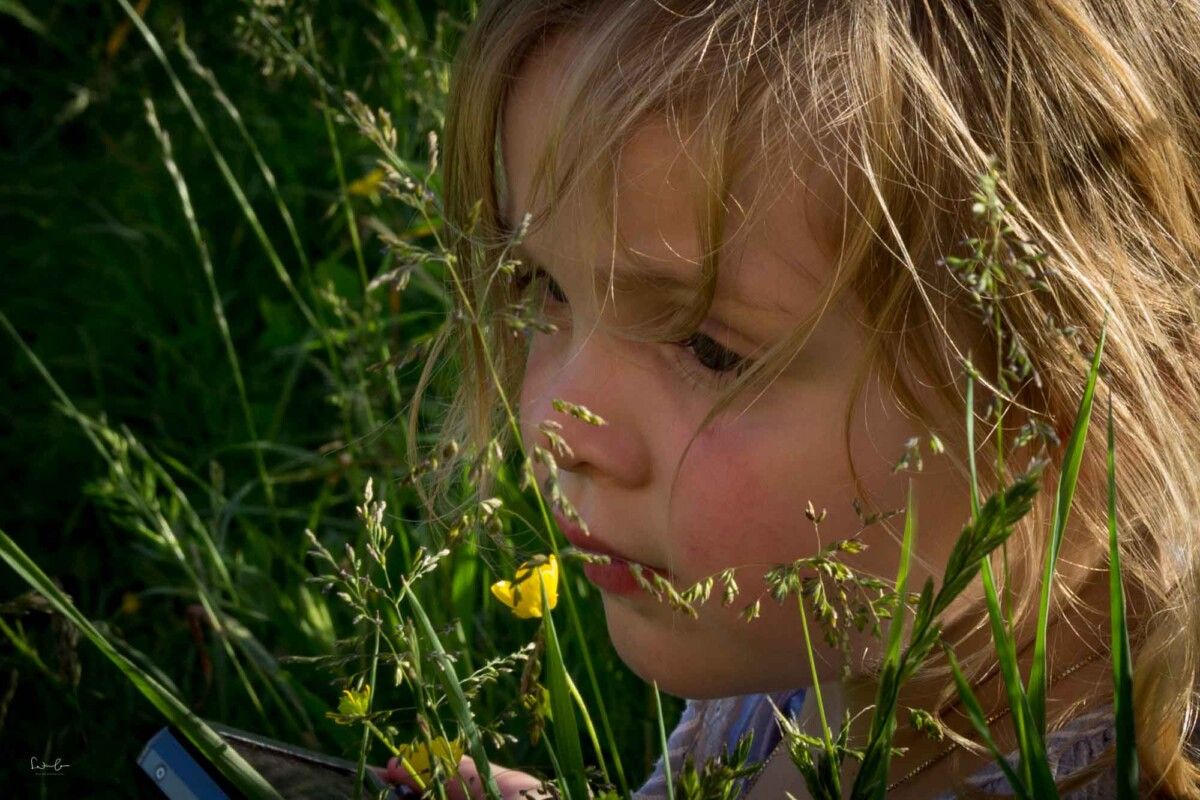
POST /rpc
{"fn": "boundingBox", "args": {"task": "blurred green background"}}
[0,1,677,795]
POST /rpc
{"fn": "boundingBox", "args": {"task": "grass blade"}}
[0,528,282,799]
[304,15,371,301]
[653,681,676,800]
[565,670,611,787]
[1,0,47,37]
[175,32,313,282]
[541,584,587,800]
[1029,329,1106,732]
[851,481,916,800]
[1107,393,1139,799]
[143,95,279,536]
[403,582,503,800]
[886,483,918,682]
[945,644,1034,800]
[967,369,981,517]
[112,0,324,334]
[961,366,1052,794]
[976,558,1044,792]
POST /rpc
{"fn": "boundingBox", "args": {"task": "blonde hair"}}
[440,1,1200,795]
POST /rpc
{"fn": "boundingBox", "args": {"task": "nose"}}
[520,328,653,490]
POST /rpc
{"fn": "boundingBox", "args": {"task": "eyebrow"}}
[510,240,702,295]
[511,235,822,352]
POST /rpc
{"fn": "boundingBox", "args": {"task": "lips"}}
[552,512,665,571]
[552,512,672,596]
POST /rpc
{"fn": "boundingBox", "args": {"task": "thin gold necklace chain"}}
[884,647,1105,792]
[735,649,1105,797]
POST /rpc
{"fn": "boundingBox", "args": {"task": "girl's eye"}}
[514,266,568,305]
[678,331,747,374]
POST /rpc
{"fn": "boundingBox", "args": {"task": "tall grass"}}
[0,3,1134,799]
[1,2,659,796]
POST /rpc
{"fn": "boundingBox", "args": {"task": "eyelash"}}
[677,331,748,376]
[514,266,751,379]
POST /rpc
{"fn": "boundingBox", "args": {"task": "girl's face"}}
[504,36,974,699]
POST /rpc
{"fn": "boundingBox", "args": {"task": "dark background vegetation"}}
[0,1,676,795]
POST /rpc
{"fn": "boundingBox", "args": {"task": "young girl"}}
[386,1,1200,797]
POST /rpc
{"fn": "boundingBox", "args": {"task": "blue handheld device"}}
[138,723,398,799]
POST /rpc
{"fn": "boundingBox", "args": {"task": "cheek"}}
[662,384,922,584]
[517,336,554,448]
[666,418,834,576]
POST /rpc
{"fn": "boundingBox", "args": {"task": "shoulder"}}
[631,698,720,800]
[633,692,805,800]
[675,695,764,766]
[937,706,1118,799]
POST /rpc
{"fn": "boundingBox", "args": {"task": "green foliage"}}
[541,585,586,800]
[0,527,281,799]
[1107,396,1140,800]
[0,2,662,796]
[0,6,1137,800]
[674,732,763,800]
[937,336,1106,800]
[763,164,1135,799]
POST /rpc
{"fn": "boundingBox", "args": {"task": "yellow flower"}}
[337,684,371,718]
[120,591,141,615]
[396,736,465,785]
[490,554,558,619]
[347,167,386,198]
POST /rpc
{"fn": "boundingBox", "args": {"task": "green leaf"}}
[653,681,676,800]
[959,375,1051,793]
[933,468,1042,621]
[1107,393,1139,799]
[850,481,916,800]
[913,577,935,631]
[966,371,981,517]
[0,0,46,37]
[1029,329,1106,732]
[542,580,588,800]
[944,644,1034,800]
[404,584,503,800]
[978,557,1054,795]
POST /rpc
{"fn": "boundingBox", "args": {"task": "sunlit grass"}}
[0,4,1135,799]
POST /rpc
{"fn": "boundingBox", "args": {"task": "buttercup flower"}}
[490,554,558,619]
[396,736,465,785]
[347,167,386,198]
[337,683,371,718]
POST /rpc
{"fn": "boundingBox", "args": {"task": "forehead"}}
[499,30,845,323]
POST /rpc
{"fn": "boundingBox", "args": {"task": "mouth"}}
[552,512,672,597]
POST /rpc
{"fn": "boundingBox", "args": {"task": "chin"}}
[600,594,763,699]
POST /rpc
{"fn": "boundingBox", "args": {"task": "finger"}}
[379,755,475,800]
[382,756,445,794]
[464,756,558,800]
[381,756,414,787]
[383,754,556,800]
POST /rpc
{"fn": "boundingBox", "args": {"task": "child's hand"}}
[378,754,557,800]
